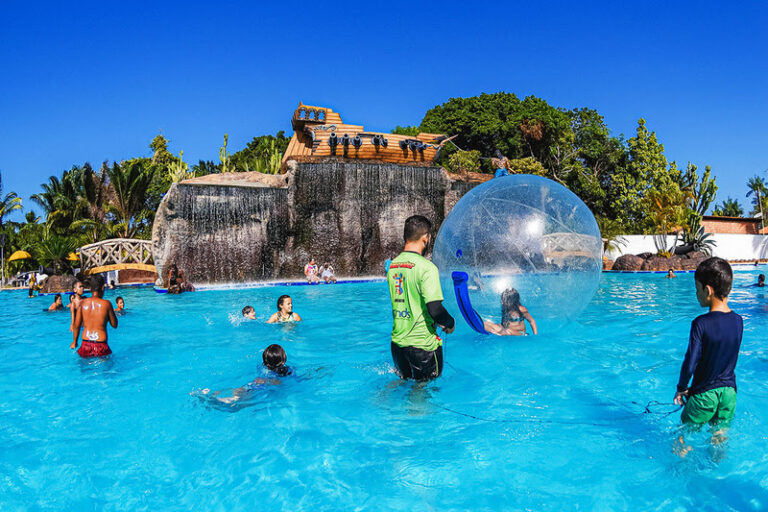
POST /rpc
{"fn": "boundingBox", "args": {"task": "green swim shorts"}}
[681,386,737,427]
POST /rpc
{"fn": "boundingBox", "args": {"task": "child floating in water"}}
[200,344,292,404]
[754,274,765,287]
[666,269,677,279]
[674,257,743,457]
[267,295,302,323]
[242,305,256,320]
[47,294,64,311]
[115,297,125,315]
[483,288,538,336]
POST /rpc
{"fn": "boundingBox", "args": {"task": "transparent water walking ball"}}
[432,174,602,331]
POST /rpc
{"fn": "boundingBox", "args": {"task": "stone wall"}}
[152,161,482,284]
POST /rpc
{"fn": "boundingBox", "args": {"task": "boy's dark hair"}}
[695,257,733,299]
[89,274,105,291]
[54,294,62,301]
[263,344,287,370]
[116,296,124,303]
[759,274,765,282]
[242,305,254,316]
[277,294,290,310]
[404,215,432,242]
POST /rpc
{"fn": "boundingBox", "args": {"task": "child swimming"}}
[267,295,302,323]
[115,297,125,315]
[483,288,538,336]
[242,305,256,320]
[47,294,64,311]
[200,344,292,405]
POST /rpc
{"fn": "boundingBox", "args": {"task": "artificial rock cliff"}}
[151,160,481,284]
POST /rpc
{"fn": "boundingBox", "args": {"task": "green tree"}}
[746,176,767,224]
[229,132,290,173]
[0,171,23,228]
[608,119,683,233]
[106,161,155,238]
[712,197,744,217]
[446,150,481,174]
[391,126,421,136]
[506,157,547,175]
[150,134,174,166]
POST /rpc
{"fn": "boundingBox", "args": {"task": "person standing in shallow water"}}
[387,215,455,381]
[71,275,117,358]
[69,280,85,331]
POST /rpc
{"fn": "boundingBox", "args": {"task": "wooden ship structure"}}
[281,103,451,169]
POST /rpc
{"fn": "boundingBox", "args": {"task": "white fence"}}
[605,234,768,261]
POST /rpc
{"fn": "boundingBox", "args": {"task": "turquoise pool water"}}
[1,271,767,511]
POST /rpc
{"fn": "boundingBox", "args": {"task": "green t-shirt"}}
[387,251,445,351]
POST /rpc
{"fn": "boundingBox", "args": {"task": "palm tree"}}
[0,172,23,228]
[712,198,744,217]
[746,176,767,229]
[106,161,155,238]
[71,162,112,243]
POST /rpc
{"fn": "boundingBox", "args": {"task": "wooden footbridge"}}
[78,238,156,275]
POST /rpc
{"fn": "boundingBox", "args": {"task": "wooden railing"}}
[78,238,155,275]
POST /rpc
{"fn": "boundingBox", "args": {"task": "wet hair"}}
[116,296,124,304]
[759,274,765,282]
[500,288,522,325]
[263,344,287,370]
[694,257,733,299]
[73,280,83,291]
[242,305,254,316]
[54,294,62,302]
[404,215,432,242]
[277,294,291,310]
[68,295,74,303]
[89,274,105,291]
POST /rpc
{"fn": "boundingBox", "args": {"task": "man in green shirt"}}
[387,215,455,381]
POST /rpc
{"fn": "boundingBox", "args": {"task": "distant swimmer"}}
[115,296,125,314]
[242,305,256,320]
[267,295,302,323]
[199,344,292,404]
[71,275,117,358]
[387,215,455,381]
[47,294,64,311]
[69,280,85,331]
[754,274,765,287]
[483,288,538,336]
[666,269,677,279]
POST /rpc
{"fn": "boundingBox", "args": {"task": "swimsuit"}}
[277,312,297,323]
[78,340,112,358]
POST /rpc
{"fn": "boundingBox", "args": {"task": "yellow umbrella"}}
[66,252,79,262]
[7,250,32,262]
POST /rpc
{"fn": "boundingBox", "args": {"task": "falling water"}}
[152,162,476,285]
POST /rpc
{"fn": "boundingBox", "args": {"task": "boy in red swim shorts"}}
[71,275,118,357]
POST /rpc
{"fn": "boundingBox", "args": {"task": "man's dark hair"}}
[89,274,105,291]
[404,215,432,243]
[277,294,290,310]
[694,257,733,299]
[242,305,254,316]
[263,344,287,370]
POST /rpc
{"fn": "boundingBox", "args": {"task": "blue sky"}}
[2,1,767,219]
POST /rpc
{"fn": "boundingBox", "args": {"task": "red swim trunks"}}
[78,340,112,358]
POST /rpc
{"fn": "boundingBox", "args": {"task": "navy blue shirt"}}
[677,311,743,396]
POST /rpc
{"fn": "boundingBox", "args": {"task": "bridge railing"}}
[79,238,154,272]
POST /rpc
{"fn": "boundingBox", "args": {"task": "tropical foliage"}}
[712,198,744,217]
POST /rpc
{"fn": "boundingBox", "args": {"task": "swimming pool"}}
[1,270,767,510]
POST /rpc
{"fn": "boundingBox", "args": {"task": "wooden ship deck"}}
[281,103,451,169]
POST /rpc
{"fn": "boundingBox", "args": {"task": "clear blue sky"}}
[2,1,767,220]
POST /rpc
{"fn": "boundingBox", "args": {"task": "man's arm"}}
[427,301,455,333]
[107,303,118,329]
[71,305,83,349]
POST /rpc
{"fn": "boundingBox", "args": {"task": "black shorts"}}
[390,342,444,381]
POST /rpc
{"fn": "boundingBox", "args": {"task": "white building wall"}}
[605,234,768,261]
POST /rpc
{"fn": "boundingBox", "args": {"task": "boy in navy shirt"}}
[674,257,743,452]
